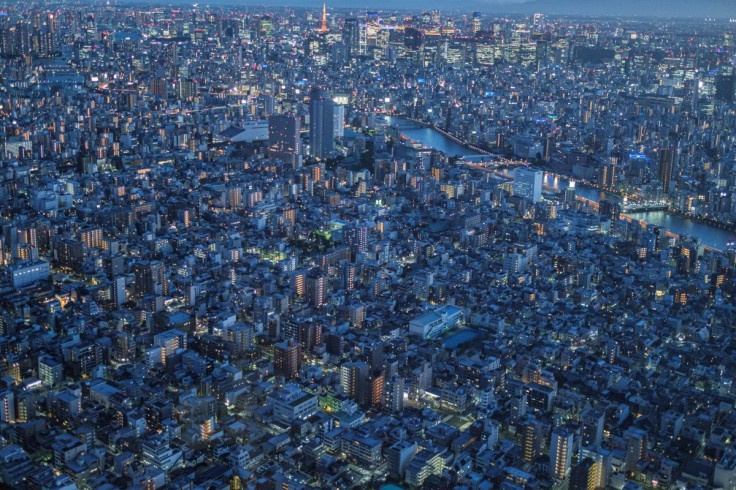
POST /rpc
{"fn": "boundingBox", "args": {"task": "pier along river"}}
[386,117,736,250]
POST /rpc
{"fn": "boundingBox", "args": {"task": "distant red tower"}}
[319,4,328,33]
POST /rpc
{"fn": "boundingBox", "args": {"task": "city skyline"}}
[0,2,735,489]
[175,0,736,19]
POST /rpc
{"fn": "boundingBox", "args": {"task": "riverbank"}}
[542,170,736,234]
[387,114,736,250]
[545,174,736,250]
[386,115,492,156]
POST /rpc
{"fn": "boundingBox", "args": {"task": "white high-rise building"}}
[513,168,543,203]
[550,427,574,480]
[333,104,345,138]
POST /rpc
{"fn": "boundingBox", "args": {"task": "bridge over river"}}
[385,115,736,250]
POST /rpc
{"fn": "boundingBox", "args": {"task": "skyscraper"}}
[658,146,675,195]
[715,70,736,103]
[309,88,335,158]
[550,426,574,480]
[333,104,345,138]
[268,114,301,167]
[343,18,360,55]
[472,12,481,34]
[513,168,543,203]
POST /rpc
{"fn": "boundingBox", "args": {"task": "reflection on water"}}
[546,174,736,250]
[624,211,736,250]
[385,116,475,157]
[386,118,736,250]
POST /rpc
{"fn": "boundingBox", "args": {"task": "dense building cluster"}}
[0,3,735,490]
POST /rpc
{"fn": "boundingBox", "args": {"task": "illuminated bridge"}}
[622,203,670,212]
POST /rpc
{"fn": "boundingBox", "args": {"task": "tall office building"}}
[714,455,736,490]
[309,88,335,158]
[343,18,360,54]
[550,427,574,480]
[581,409,604,449]
[15,391,34,423]
[165,42,178,78]
[715,70,736,103]
[291,270,306,297]
[228,323,255,356]
[513,168,543,203]
[78,227,102,249]
[599,200,622,225]
[472,12,482,34]
[274,340,302,379]
[145,400,173,432]
[340,261,356,290]
[333,104,345,138]
[268,114,301,167]
[326,333,345,356]
[658,146,675,194]
[579,447,610,489]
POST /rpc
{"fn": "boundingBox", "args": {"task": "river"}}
[387,116,736,250]
[544,175,736,250]
[385,117,479,157]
